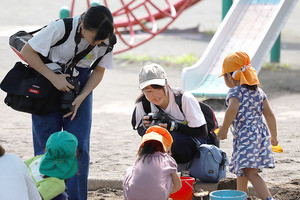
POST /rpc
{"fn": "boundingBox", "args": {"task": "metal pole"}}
[271,34,281,63]
[222,0,233,20]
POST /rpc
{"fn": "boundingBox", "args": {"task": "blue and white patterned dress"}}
[226,85,275,176]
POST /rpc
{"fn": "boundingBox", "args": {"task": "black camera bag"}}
[2,17,116,115]
[0,18,73,115]
[0,62,59,115]
[9,18,73,63]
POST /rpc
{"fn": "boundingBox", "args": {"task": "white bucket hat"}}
[139,63,167,89]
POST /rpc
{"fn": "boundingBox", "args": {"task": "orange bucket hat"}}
[219,51,260,86]
[140,126,173,152]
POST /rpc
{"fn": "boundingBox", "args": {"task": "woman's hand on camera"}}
[158,123,168,129]
[142,116,152,128]
[51,74,75,92]
[63,94,85,120]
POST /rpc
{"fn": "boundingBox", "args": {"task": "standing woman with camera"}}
[131,63,209,165]
[20,5,114,200]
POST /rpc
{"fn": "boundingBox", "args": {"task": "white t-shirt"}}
[0,153,41,200]
[28,15,113,70]
[135,87,206,128]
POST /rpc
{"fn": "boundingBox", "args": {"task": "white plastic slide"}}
[182,0,298,98]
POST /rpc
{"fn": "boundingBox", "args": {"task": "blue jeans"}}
[169,130,209,164]
[52,190,68,200]
[32,68,92,200]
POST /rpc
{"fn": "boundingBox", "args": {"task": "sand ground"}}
[1,0,300,199]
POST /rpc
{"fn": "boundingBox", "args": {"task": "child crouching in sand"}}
[123,126,182,200]
[218,51,279,200]
[25,131,78,200]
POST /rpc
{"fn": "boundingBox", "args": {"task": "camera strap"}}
[89,33,117,71]
[63,20,95,74]
[63,15,116,73]
[64,45,94,75]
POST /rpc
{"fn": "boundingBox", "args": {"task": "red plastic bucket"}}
[169,176,195,200]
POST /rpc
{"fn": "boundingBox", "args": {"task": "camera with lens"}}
[60,77,80,115]
[147,110,169,126]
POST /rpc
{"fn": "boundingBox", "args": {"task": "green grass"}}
[203,30,216,36]
[116,54,291,72]
[262,62,290,71]
[115,53,199,68]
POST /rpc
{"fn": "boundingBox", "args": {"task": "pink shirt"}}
[123,152,177,200]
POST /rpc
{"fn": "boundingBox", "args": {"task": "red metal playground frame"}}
[66,0,202,54]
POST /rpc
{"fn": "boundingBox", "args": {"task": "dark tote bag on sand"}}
[0,62,59,115]
[189,137,229,183]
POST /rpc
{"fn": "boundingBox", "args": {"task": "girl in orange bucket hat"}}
[123,126,182,200]
[218,52,279,200]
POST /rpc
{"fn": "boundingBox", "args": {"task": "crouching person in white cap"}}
[131,63,210,167]
[25,131,78,200]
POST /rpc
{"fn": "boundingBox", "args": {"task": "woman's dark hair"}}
[0,145,5,157]
[135,84,166,104]
[83,5,114,41]
[138,140,164,163]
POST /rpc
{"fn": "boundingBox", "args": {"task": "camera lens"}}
[61,92,75,104]
[60,104,74,114]
[59,77,80,115]
[60,92,75,115]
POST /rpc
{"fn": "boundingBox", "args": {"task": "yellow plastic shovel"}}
[271,139,283,153]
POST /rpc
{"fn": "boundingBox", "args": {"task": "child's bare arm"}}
[218,97,239,140]
[263,99,278,146]
[170,172,182,194]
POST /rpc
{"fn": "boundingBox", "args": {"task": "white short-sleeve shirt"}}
[135,87,206,128]
[0,153,41,200]
[28,15,113,70]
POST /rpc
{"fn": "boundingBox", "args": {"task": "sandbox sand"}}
[1,0,300,199]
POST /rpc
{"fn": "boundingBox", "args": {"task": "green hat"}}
[39,131,78,180]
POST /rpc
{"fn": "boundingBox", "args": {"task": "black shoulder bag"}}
[0,19,99,115]
[0,61,60,115]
